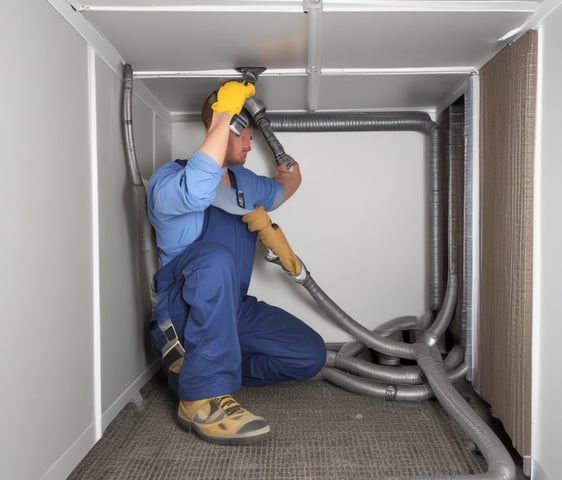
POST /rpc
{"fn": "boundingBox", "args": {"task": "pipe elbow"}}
[488,460,517,480]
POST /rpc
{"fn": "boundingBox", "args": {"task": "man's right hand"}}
[242,206,301,276]
[212,81,256,116]
[275,156,302,201]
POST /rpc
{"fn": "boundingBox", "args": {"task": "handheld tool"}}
[236,67,294,170]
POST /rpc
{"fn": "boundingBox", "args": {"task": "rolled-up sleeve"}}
[149,151,223,217]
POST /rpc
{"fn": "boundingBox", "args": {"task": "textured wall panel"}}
[479,30,536,457]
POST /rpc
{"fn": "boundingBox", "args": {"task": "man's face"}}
[223,127,252,167]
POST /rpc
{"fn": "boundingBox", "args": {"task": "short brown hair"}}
[200,90,217,130]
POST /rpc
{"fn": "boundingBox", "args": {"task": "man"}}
[146,81,326,446]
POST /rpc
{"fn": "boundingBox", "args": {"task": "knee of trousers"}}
[293,330,327,380]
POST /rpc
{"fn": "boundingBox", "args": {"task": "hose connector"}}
[236,66,266,84]
[385,385,398,401]
[243,96,293,170]
[265,251,308,283]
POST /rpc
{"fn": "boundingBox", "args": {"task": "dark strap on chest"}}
[228,169,246,209]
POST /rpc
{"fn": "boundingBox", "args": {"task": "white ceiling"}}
[69,0,556,116]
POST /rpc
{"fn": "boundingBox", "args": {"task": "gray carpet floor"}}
[67,372,504,479]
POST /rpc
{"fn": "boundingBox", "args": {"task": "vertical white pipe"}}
[469,72,481,392]
[87,45,102,441]
[530,25,544,479]
[306,0,322,111]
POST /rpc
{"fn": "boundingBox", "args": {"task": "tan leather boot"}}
[177,395,271,445]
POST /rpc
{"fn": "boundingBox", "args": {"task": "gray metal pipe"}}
[338,315,420,357]
[410,344,516,480]
[334,344,466,385]
[321,366,435,401]
[258,109,458,362]
[255,110,455,364]
[443,344,465,371]
[259,110,514,478]
[122,64,144,188]
[334,354,425,384]
[421,113,461,347]
[122,64,160,309]
[302,272,417,360]
[268,112,444,312]
[321,362,468,402]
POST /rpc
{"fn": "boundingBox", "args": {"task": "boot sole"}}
[177,416,271,446]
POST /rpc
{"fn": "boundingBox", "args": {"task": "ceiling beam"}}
[73,1,304,13]
[75,0,540,13]
[322,1,539,13]
[132,66,475,79]
[306,0,323,111]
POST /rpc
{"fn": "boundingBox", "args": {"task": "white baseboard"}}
[102,361,160,432]
[40,423,97,480]
[532,457,551,480]
[41,361,160,480]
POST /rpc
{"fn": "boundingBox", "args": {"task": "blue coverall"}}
[147,155,326,401]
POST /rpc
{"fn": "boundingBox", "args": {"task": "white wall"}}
[173,122,428,342]
[533,4,562,479]
[0,1,172,478]
[1,1,94,479]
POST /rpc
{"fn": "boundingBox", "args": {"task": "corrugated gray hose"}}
[122,64,159,310]
[257,111,515,480]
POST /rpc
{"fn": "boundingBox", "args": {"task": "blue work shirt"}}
[147,150,284,266]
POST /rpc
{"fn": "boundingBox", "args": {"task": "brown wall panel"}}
[479,30,536,457]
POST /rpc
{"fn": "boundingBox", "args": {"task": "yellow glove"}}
[212,81,256,115]
[242,206,301,276]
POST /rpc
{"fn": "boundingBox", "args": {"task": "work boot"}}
[177,395,271,445]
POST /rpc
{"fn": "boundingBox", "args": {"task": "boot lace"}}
[216,395,243,416]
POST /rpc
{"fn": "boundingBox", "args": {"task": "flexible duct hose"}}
[301,272,417,360]
[122,64,144,188]
[122,64,159,309]
[321,366,435,401]
[338,315,419,357]
[255,111,514,478]
[333,345,466,385]
[268,112,444,312]
[328,321,465,387]
[411,344,516,480]
[421,123,461,347]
